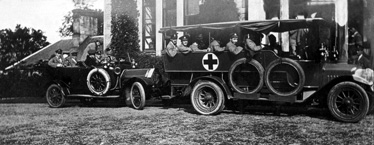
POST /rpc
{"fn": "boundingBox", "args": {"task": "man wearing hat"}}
[209,37,225,52]
[64,49,78,67]
[226,33,243,55]
[84,49,98,67]
[48,49,64,68]
[178,35,193,54]
[82,40,102,61]
[244,32,263,58]
[357,42,371,69]
[163,33,178,57]
[190,34,209,52]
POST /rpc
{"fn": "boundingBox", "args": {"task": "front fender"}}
[352,68,374,91]
[190,76,233,99]
[50,80,70,96]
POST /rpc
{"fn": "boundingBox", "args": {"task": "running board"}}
[233,93,296,103]
[67,94,120,98]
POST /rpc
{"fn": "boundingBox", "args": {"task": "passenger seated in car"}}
[210,37,225,52]
[103,48,117,63]
[178,35,193,54]
[48,49,64,68]
[95,50,103,64]
[244,32,263,59]
[64,50,78,67]
[190,34,209,52]
[226,33,243,55]
[84,49,98,67]
[162,33,178,57]
[263,34,282,56]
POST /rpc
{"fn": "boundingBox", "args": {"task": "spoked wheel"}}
[90,72,106,92]
[126,82,146,110]
[87,68,110,96]
[46,84,66,108]
[191,81,225,115]
[328,82,369,123]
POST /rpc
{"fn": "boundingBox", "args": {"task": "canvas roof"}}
[159,18,329,34]
[5,36,103,70]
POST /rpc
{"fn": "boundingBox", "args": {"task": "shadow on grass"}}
[0,96,336,121]
[0,97,46,104]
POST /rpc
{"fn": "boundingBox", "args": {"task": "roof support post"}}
[176,0,184,46]
[280,0,290,52]
[155,0,163,56]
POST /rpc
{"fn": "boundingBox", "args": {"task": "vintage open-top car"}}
[159,18,374,122]
[45,57,161,110]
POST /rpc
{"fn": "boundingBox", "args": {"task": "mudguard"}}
[190,76,233,99]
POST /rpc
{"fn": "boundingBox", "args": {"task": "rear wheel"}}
[126,82,146,110]
[191,81,225,115]
[328,82,369,123]
[46,84,66,108]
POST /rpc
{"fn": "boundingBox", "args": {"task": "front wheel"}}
[328,82,369,123]
[191,81,225,115]
[126,82,146,110]
[46,84,66,108]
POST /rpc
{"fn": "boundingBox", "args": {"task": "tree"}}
[191,0,239,24]
[110,0,139,57]
[0,25,50,69]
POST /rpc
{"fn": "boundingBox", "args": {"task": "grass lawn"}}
[0,98,373,144]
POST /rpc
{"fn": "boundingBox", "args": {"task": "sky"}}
[0,0,104,44]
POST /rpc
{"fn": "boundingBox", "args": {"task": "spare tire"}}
[265,58,305,96]
[87,68,111,95]
[228,58,264,94]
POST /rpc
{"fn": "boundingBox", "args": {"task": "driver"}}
[84,49,98,67]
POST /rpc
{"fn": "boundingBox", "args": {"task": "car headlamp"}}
[114,67,121,75]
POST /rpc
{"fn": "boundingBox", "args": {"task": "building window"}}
[143,0,156,51]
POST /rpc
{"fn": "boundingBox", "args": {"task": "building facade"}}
[104,0,374,65]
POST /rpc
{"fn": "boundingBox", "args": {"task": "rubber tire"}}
[265,58,305,97]
[228,58,264,94]
[126,82,146,110]
[46,84,66,108]
[328,82,369,123]
[191,81,225,115]
[87,68,111,95]
[366,92,374,114]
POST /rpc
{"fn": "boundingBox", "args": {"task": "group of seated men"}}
[163,32,281,59]
[48,47,116,68]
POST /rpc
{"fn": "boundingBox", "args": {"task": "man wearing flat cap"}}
[226,33,243,55]
[48,49,64,68]
[163,33,178,57]
[178,35,193,54]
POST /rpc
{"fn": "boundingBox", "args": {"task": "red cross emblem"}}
[202,53,219,71]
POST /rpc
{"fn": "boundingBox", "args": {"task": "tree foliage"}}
[192,0,239,24]
[110,0,139,58]
[59,0,103,37]
[0,25,50,69]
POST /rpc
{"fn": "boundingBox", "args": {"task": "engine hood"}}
[323,63,357,74]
